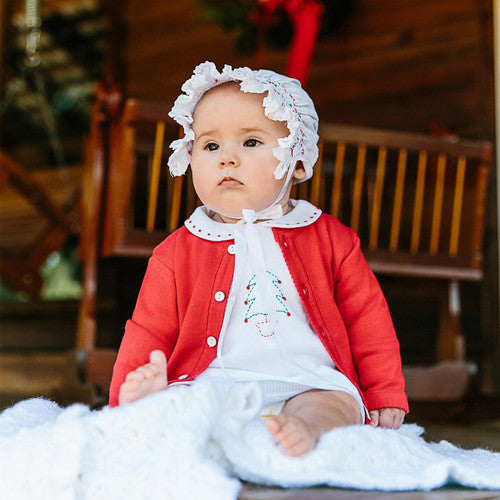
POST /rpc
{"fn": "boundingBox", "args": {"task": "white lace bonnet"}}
[167,61,319,182]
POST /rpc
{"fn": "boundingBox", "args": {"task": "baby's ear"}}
[293,161,307,181]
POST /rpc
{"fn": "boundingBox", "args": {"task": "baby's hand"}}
[369,407,405,429]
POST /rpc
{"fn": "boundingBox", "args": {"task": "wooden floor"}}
[1,301,500,499]
[239,486,500,499]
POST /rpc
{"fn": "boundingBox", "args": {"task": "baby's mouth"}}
[219,177,243,187]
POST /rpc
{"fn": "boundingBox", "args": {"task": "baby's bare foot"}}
[118,350,168,405]
[265,413,320,457]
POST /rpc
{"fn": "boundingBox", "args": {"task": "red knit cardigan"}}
[108,213,409,414]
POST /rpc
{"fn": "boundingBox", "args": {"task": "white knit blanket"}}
[1,378,499,499]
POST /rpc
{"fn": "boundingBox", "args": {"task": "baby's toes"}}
[125,370,144,383]
[281,419,317,456]
[136,365,156,380]
[119,380,140,404]
[285,437,315,458]
[265,414,286,437]
[284,427,314,453]
[149,350,167,369]
[279,429,302,450]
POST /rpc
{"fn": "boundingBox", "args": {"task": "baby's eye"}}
[244,138,261,147]
[205,142,219,151]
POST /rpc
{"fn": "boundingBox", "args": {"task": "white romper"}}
[184,200,365,419]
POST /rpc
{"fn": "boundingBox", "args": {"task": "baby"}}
[109,62,408,458]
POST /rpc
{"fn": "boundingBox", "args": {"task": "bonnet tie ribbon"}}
[232,205,289,351]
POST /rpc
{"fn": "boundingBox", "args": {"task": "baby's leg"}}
[265,390,362,457]
[118,350,168,405]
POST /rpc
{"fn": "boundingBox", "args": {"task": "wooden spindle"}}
[350,144,366,232]
[389,148,407,252]
[186,169,199,213]
[369,146,387,250]
[430,153,446,255]
[309,140,323,206]
[111,123,136,252]
[169,176,183,233]
[449,156,466,256]
[146,120,165,232]
[411,151,427,253]
[330,141,345,218]
[471,164,489,268]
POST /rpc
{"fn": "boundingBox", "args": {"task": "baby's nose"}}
[219,150,239,167]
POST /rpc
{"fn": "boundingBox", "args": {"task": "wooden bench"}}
[76,85,492,404]
[302,123,491,400]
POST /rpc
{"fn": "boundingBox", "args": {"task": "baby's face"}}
[190,83,290,221]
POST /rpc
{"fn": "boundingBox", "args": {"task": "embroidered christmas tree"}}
[243,271,290,337]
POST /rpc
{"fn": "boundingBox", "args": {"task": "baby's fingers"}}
[369,409,379,427]
[378,410,396,428]
[378,408,405,429]
[393,410,405,429]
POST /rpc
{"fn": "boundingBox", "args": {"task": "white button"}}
[207,336,217,347]
[227,244,236,255]
[178,374,188,380]
[214,291,225,302]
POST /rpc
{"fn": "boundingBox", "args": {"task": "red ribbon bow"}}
[254,0,324,87]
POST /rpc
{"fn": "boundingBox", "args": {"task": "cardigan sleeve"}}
[334,234,409,413]
[108,253,179,407]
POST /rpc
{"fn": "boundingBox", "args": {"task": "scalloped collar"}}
[184,200,322,242]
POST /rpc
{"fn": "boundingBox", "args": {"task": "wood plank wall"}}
[118,0,499,392]
[120,0,494,139]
